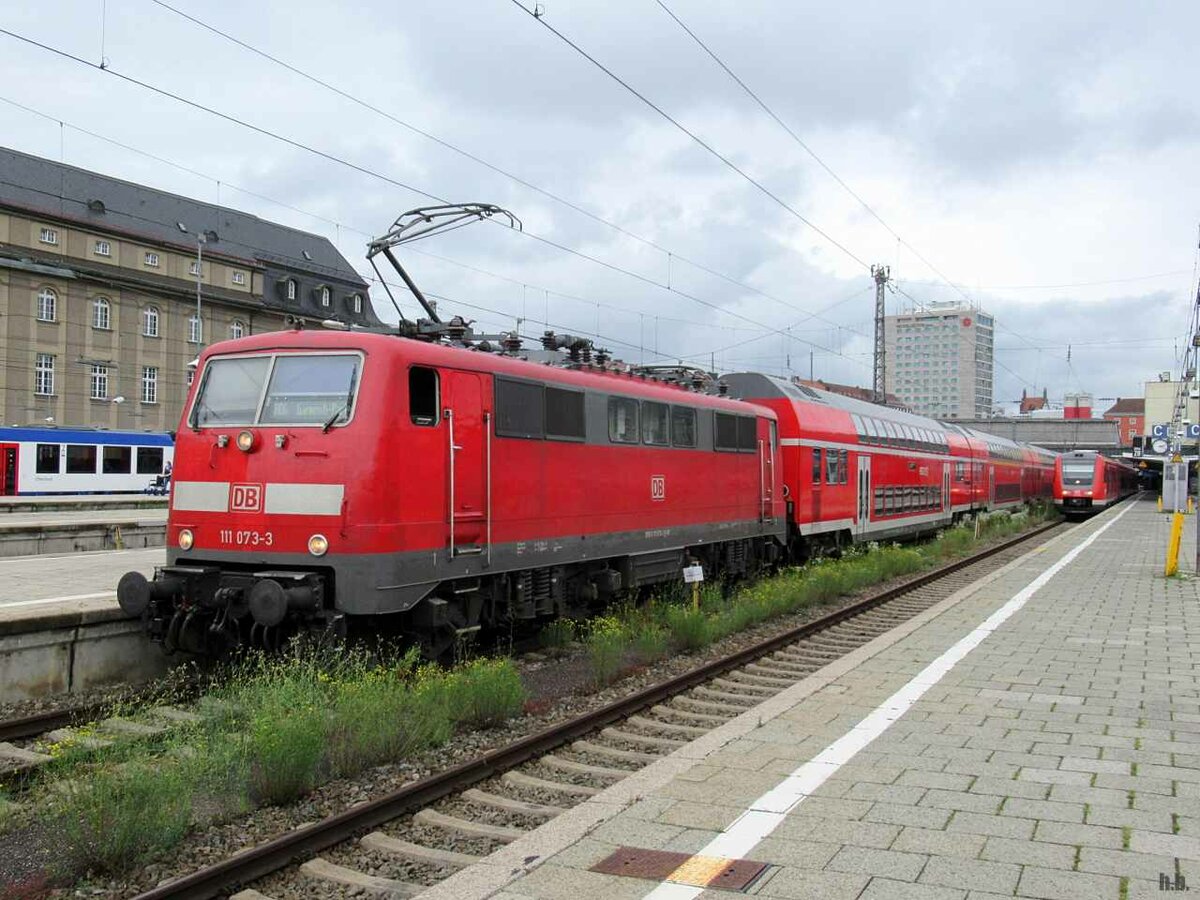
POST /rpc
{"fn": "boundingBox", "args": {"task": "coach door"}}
[443,370,490,561]
[856,455,871,537]
[759,421,776,523]
[0,444,16,496]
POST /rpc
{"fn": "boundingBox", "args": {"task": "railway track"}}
[127,519,1068,900]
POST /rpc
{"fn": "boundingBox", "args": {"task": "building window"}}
[232,271,246,286]
[188,315,202,344]
[144,251,160,268]
[36,288,57,322]
[189,260,201,276]
[320,286,331,307]
[286,279,297,300]
[230,320,245,339]
[38,226,58,245]
[352,293,363,314]
[94,239,111,257]
[90,365,109,400]
[143,306,159,337]
[92,296,111,330]
[141,366,158,404]
[35,354,54,396]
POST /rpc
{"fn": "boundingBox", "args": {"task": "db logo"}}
[230,483,264,512]
[650,475,666,501]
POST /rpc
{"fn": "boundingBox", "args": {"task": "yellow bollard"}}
[1166,511,1185,576]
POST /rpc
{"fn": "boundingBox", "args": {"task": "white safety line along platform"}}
[0,547,159,613]
[419,500,1200,900]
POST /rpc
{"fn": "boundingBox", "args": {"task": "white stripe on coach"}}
[641,502,1136,898]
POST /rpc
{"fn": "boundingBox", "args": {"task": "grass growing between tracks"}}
[1,649,526,878]
[569,503,1056,685]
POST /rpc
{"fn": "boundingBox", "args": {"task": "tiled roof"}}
[0,145,365,287]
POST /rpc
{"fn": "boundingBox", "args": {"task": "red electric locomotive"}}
[117,330,786,655]
[720,374,1057,556]
[1053,450,1139,516]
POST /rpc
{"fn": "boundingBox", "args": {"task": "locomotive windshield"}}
[191,353,361,427]
[1061,458,1095,486]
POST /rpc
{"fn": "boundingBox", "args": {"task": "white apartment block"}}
[884,302,994,419]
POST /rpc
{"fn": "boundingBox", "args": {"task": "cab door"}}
[442,371,490,559]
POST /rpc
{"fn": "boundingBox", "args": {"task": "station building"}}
[0,146,379,432]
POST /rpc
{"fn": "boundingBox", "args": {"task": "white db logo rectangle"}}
[650,475,666,501]
[230,483,263,512]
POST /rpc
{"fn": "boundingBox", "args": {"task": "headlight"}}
[236,430,256,452]
[307,534,329,557]
[178,529,194,550]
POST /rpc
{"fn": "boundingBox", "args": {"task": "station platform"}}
[0,494,167,513]
[422,499,1200,900]
[0,547,157,616]
[0,507,166,557]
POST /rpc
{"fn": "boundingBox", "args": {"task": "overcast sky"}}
[2,1,1196,412]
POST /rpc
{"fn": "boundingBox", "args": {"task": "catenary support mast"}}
[871,264,890,403]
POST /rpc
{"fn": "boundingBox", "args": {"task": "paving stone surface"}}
[420,501,1200,900]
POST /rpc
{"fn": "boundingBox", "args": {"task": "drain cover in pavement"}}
[591,846,768,891]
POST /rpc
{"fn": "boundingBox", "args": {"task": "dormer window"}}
[286,279,297,301]
[39,227,58,245]
[232,271,246,286]
[352,294,363,314]
[320,286,331,307]
[144,251,160,268]
[94,239,111,257]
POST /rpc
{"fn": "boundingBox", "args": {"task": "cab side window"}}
[409,367,439,426]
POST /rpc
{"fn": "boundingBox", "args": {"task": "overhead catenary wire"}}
[506,0,871,272]
[142,0,860,332]
[0,28,868,364]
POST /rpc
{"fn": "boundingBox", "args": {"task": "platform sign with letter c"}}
[1152,423,1169,439]
[1188,424,1200,440]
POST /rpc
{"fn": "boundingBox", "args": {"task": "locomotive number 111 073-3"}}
[218,529,274,547]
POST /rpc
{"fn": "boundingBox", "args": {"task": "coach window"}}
[35,444,60,474]
[839,449,848,483]
[496,377,545,439]
[714,412,739,451]
[137,447,165,475]
[66,445,97,474]
[545,386,585,441]
[864,418,880,445]
[671,406,697,447]
[955,461,965,481]
[825,447,839,483]
[102,446,132,474]
[608,397,639,444]
[409,367,440,425]
[642,401,669,446]
[812,448,823,483]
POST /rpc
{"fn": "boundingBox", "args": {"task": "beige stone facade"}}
[0,146,377,432]
[0,209,287,431]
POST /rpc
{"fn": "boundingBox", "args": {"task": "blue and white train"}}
[0,428,174,495]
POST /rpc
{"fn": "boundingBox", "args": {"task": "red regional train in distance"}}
[117,329,1059,657]
[1053,449,1139,517]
